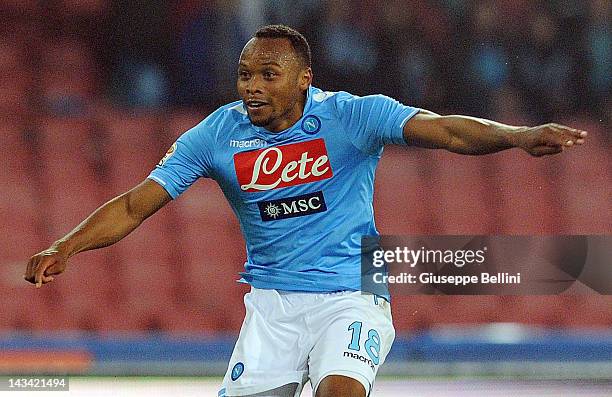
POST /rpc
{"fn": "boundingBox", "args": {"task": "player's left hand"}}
[515,123,587,157]
[24,246,68,288]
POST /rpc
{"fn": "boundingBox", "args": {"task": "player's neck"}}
[265,92,307,133]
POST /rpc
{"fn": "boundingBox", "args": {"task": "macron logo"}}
[230,139,266,148]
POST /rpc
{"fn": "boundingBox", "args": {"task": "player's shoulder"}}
[309,86,358,116]
[311,87,389,114]
[184,100,248,142]
[310,86,355,105]
[198,100,247,129]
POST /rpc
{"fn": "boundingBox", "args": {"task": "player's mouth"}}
[245,100,269,112]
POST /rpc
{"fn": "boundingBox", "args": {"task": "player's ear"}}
[299,67,312,90]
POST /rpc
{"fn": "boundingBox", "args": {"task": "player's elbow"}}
[118,190,147,226]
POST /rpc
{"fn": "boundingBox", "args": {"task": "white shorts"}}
[219,287,395,396]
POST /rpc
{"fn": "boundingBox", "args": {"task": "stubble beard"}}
[248,112,274,128]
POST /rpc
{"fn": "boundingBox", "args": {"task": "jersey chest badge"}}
[233,138,333,192]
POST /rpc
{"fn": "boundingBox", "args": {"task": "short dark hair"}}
[254,25,311,68]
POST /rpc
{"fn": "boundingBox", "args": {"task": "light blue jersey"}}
[148,86,419,294]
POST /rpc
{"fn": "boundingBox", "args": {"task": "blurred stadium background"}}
[0,0,610,395]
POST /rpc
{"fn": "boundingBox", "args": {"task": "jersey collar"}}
[249,85,316,141]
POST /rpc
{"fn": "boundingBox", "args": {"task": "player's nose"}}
[245,75,264,95]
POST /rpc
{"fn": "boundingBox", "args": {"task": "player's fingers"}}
[531,145,563,157]
[548,125,588,146]
[24,258,32,281]
[562,134,587,146]
[34,258,54,288]
[552,124,588,139]
[544,130,575,147]
[24,256,38,283]
[41,275,54,284]
[44,261,64,276]
[576,130,587,138]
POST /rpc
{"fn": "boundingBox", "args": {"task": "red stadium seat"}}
[425,151,496,234]
[394,296,499,329]
[41,40,95,73]
[51,250,118,323]
[0,122,42,258]
[434,296,499,324]
[553,125,610,234]
[494,296,567,327]
[374,147,437,234]
[104,205,186,318]
[165,110,205,137]
[560,296,612,328]
[163,290,248,333]
[83,306,143,332]
[0,0,40,15]
[37,117,107,237]
[97,110,164,190]
[391,296,444,331]
[0,205,43,261]
[41,70,95,103]
[0,39,25,71]
[57,0,108,18]
[157,306,223,333]
[0,37,33,118]
[0,73,31,116]
[0,122,34,186]
[113,222,175,282]
[172,179,237,224]
[37,117,96,154]
[490,152,559,234]
[17,282,81,331]
[38,40,97,108]
[167,217,247,332]
[50,247,140,332]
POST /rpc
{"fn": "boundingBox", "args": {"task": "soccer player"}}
[25,25,586,397]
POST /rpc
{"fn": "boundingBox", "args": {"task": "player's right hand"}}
[24,246,68,288]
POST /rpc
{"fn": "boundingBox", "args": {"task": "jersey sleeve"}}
[147,123,214,199]
[336,93,420,154]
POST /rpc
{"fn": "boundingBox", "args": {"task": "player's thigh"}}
[221,288,308,396]
[315,374,366,397]
[309,293,395,396]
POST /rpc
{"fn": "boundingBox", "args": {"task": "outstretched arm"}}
[403,110,587,156]
[24,178,171,287]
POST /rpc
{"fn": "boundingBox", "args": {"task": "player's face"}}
[237,38,312,132]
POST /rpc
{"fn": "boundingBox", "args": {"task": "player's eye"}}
[238,71,250,79]
[263,71,277,79]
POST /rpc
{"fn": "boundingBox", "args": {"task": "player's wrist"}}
[504,126,531,150]
[50,239,75,260]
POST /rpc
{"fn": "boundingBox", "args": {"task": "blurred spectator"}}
[587,0,611,100]
[172,1,244,107]
[1,0,608,123]
[173,3,220,107]
[318,0,379,93]
[264,0,322,29]
[105,0,172,108]
[470,2,509,90]
[96,1,611,125]
[515,10,575,119]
